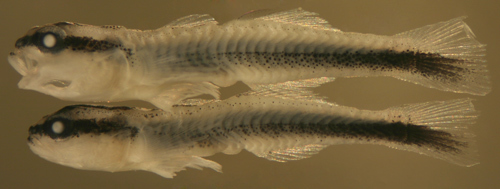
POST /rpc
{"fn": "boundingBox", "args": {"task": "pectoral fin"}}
[149,82,220,110]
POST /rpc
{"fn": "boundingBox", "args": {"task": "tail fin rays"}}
[386,98,479,167]
[395,17,490,96]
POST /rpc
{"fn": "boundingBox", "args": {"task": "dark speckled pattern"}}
[176,50,464,81]
[191,120,464,153]
[63,36,118,52]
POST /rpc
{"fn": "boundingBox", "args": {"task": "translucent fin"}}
[237,9,281,19]
[254,144,327,162]
[385,98,479,167]
[149,82,220,110]
[162,14,218,28]
[147,156,222,178]
[394,17,490,96]
[246,77,335,102]
[238,8,340,31]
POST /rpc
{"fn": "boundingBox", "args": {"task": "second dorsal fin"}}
[238,8,340,31]
[163,14,218,28]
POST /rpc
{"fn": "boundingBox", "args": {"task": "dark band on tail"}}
[199,121,466,154]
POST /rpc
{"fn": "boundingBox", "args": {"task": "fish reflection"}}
[28,93,478,178]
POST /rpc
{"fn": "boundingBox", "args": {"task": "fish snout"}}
[27,126,40,144]
[15,35,31,49]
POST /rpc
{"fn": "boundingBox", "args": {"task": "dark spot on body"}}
[28,117,138,140]
[101,25,124,29]
[63,36,117,52]
[28,105,144,141]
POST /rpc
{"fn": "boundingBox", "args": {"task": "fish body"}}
[9,9,489,109]
[28,94,478,178]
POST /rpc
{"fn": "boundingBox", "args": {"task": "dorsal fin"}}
[238,8,339,31]
[254,144,328,162]
[247,77,335,102]
[163,14,218,28]
[237,9,281,20]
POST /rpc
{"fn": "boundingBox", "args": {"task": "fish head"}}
[27,105,139,171]
[8,22,131,102]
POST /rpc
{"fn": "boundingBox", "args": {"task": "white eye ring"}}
[52,121,64,134]
[43,33,57,48]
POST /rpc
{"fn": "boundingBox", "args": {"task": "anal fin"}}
[247,77,335,102]
[146,156,222,178]
[254,144,328,162]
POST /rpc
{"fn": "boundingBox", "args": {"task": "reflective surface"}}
[0,0,498,188]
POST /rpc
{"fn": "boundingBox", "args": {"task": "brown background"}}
[0,0,498,188]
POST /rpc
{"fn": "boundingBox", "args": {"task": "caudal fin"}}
[386,98,479,167]
[394,17,490,96]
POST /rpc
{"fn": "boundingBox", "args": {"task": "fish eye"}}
[37,32,63,51]
[44,118,73,139]
[52,121,64,134]
[33,26,66,53]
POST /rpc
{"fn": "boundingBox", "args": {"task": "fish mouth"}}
[28,125,40,145]
[27,135,41,145]
[8,52,37,76]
